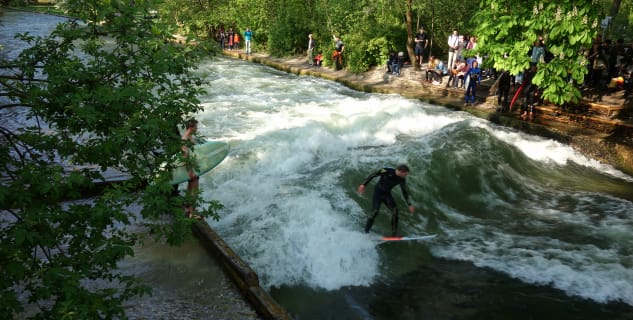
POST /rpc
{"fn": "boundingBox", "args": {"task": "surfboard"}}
[379,234,437,242]
[509,83,525,111]
[169,140,230,185]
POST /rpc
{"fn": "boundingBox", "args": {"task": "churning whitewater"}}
[193,57,633,306]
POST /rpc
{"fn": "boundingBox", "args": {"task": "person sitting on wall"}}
[387,51,398,73]
[425,56,437,83]
[426,58,444,84]
[314,52,323,67]
[455,61,470,88]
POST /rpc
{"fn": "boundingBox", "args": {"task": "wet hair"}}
[186,118,198,129]
[396,164,410,173]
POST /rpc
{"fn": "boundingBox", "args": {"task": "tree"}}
[473,0,604,105]
[406,0,417,70]
[267,0,313,56]
[610,0,621,17]
[0,1,221,318]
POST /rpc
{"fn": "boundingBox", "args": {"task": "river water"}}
[4,9,633,320]
[196,58,633,318]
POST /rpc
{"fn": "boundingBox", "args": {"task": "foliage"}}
[321,0,409,73]
[155,0,223,39]
[414,0,478,58]
[267,0,312,56]
[473,0,604,105]
[229,0,277,52]
[344,34,391,73]
[145,0,630,95]
[607,0,633,41]
[7,0,28,7]
[0,1,222,318]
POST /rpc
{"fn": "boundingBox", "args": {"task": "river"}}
[4,8,633,320]
[196,57,633,319]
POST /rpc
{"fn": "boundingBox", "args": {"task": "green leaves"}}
[1,2,218,318]
[474,0,604,106]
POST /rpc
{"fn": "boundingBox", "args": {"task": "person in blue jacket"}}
[464,60,482,106]
[244,28,253,54]
[357,165,415,236]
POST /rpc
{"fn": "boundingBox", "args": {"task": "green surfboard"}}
[170,141,230,185]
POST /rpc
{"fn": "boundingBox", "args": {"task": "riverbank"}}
[222,50,633,177]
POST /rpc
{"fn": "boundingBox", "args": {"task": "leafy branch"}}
[1,2,221,318]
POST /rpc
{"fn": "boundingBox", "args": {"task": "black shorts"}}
[415,46,425,56]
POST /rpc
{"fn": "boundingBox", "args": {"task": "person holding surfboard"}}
[357,165,415,236]
[182,118,200,218]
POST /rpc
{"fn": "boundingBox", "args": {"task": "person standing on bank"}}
[414,27,428,67]
[464,60,482,106]
[233,32,240,50]
[244,27,253,54]
[333,35,345,70]
[357,165,415,236]
[182,118,200,219]
[307,33,316,65]
[227,27,234,50]
[447,30,460,73]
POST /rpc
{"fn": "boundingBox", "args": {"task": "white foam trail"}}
[208,146,380,289]
[432,231,633,304]
[431,190,633,305]
[473,121,633,181]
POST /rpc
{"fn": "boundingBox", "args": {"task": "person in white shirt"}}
[447,30,459,73]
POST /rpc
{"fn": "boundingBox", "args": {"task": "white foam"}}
[197,66,461,290]
[195,58,633,304]
[480,122,633,181]
[208,162,379,289]
[431,200,633,305]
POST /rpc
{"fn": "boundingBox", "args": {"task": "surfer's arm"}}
[400,183,415,213]
[358,169,383,194]
[362,169,385,185]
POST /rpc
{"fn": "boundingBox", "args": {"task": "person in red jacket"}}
[233,33,240,50]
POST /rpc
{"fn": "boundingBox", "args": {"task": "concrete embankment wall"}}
[192,221,293,320]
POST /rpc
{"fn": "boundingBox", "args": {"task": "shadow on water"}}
[372,257,633,320]
[271,254,633,320]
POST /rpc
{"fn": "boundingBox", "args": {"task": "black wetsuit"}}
[361,168,411,236]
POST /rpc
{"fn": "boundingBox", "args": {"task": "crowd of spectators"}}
[406,31,633,116]
[587,35,633,92]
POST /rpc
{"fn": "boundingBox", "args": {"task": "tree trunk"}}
[610,0,621,17]
[405,0,417,70]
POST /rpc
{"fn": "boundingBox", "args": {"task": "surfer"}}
[357,165,415,236]
[182,118,200,218]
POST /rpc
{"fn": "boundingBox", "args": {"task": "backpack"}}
[544,50,554,63]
